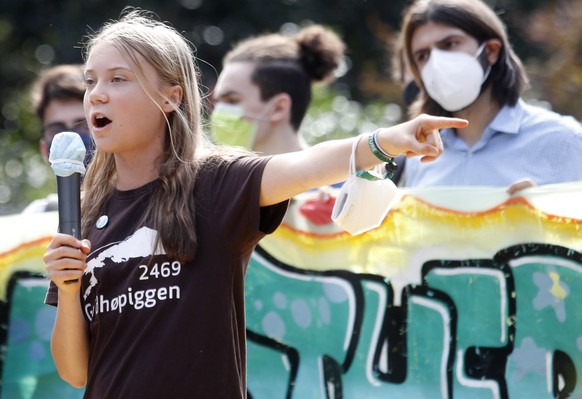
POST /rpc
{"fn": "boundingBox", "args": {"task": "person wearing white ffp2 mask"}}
[398,0,582,192]
[421,43,491,112]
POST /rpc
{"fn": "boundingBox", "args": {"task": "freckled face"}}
[83,42,168,159]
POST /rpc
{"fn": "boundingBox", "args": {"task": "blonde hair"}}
[81,9,212,262]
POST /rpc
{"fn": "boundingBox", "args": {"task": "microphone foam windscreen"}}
[49,132,87,177]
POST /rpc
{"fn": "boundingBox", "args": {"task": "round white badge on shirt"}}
[96,215,109,229]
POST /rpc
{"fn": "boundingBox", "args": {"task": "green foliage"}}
[0,86,56,215]
[301,86,405,145]
[0,0,577,214]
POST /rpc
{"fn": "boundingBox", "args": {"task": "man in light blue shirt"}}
[403,99,582,188]
[397,0,582,192]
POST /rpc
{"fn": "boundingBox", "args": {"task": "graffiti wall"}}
[245,183,582,399]
[0,212,84,399]
[1,183,581,398]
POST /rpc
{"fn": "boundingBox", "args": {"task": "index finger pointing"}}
[420,114,469,130]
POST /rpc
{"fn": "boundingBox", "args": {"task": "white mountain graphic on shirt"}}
[83,226,166,300]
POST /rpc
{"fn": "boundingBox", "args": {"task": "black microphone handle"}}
[56,173,82,239]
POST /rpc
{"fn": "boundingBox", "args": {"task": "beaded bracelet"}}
[366,130,398,179]
[368,130,397,161]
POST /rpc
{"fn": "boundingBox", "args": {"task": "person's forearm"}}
[260,115,466,206]
[260,134,393,205]
[51,290,90,388]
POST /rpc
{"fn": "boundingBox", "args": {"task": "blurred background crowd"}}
[0,0,580,214]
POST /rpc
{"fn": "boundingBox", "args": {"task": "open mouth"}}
[93,114,112,129]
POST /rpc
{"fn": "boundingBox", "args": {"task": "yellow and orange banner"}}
[2,183,582,398]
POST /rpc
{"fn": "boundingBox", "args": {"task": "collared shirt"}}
[403,99,582,187]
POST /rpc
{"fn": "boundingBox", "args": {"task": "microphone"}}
[49,132,87,239]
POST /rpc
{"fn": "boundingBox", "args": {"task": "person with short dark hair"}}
[30,64,92,163]
[23,64,93,213]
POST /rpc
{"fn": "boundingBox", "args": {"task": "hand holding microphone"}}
[49,132,87,238]
[48,132,87,284]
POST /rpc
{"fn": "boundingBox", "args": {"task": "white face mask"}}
[421,43,490,112]
[331,136,399,235]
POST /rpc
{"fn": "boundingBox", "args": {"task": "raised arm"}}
[260,114,468,206]
[44,233,91,388]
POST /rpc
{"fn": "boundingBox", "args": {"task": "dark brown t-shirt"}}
[46,156,288,399]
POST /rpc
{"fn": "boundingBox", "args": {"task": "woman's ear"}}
[269,93,292,123]
[163,85,183,113]
[484,39,502,66]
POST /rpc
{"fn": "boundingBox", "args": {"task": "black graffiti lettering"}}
[322,355,343,398]
[465,347,509,399]
[373,303,407,383]
[553,350,577,398]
